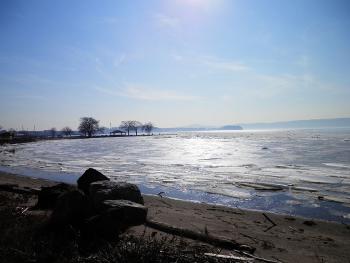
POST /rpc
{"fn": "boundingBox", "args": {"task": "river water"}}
[1,128,350,223]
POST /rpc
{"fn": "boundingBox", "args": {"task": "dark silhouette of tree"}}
[50,127,57,138]
[142,122,154,135]
[78,117,100,137]
[8,128,16,137]
[61,126,73,137]
[120,121,142,136]
[133,121,142,136]
[120,121,133,136]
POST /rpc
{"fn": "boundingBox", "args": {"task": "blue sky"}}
[0,0,350,130]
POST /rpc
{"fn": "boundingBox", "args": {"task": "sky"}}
[0,0,350,130]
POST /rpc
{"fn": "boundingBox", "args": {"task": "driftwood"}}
[204,253,254,261]
[263,213,277,232]
[145,218,255,253]
[234,250,283,263]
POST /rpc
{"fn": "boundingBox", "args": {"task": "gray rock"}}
[89,181,144,210]
[50,189,89,227]
[77,168,110,194]
[36,183,76,209]
[101,199,148,226]
[83,199,147,240]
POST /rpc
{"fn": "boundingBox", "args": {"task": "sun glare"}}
[176,0,220,10]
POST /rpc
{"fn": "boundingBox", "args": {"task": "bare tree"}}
[142,122,154,135]
[61,126,73,137]
[78,117,100,137]
[120,121,142,136]
[120,121,133,136]
[50,127,57,138]
[133,121,142,136]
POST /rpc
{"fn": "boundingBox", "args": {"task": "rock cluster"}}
[35,168,147,240]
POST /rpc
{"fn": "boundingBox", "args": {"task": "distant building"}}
[110,130,126,136]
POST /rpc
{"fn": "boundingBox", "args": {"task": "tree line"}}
[1,117,154,139]
[78,117,154,138]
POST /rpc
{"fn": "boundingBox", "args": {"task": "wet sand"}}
[1,171,349,262]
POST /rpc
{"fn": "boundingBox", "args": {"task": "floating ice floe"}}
[291,186,318,192]
[319,195,350,205]
[236,182,285,191]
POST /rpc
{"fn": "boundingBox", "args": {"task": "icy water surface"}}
[1,128,350,222]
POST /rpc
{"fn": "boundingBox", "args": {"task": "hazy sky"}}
[1,0,350,130]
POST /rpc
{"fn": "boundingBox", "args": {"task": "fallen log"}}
[145,218,255,253]
[234,250,283,263]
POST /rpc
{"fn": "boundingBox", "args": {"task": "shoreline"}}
[1,165,349,224]
[1,171,350,262]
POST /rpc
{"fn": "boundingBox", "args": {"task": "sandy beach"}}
[0,171,349,263]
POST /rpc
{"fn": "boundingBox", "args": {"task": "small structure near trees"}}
[110,129,126,136]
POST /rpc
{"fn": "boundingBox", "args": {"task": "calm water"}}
[1,128,350,222]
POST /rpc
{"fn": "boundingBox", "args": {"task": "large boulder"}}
[77,168,110,194]
[36,183,76,209]
[100,199,148,225]
[89,181,144,210]
[49,189,89,228]
[83,199,147,240]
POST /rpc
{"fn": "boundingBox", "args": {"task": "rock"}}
[83,199,147,240]
[50,189,89,227]
[83,214,116,240]
[101,199,148,226]
[36,183,76,209]
[89,181,144,210]
[77,168,110,194]
[303,220,317,226]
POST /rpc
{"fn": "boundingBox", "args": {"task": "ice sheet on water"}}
[1,128,350,221]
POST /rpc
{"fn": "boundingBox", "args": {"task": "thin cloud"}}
[94,86,120,96]
[95,84,199,102]
[171,54,184,61]
[113,54,127,67]
[172,54,250,72]
[200,57,250,72]
[155,13,180,29]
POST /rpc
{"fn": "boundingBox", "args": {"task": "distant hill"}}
[239,118,350,130]
[155,118,350,132]
[220,125,243,130]
[155,125,243,132]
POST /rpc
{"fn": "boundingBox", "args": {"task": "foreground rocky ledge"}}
[0,171,349,263]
